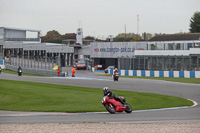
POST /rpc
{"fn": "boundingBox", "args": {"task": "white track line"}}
[87,99,198,114]
[131,99,198,113]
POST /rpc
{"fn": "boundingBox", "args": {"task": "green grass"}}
[1,69,50,77]
[102,74,200,84]
[0,79,193,112]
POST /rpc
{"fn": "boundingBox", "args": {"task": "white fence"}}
[108,69,200,78]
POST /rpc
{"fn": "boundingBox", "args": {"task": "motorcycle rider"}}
[113,68,119,76]
[113,68,119,80]
[114,68,118,73]
[103,87,125,105]
[18,66,22,76]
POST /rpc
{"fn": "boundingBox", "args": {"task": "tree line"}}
[41,11,200,43]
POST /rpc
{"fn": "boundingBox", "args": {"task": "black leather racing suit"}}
[104,90,124,104]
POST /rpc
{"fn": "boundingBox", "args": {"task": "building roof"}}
[0,27,41,32]
[149,33,200,41]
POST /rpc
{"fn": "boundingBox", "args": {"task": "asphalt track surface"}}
[0,70,200,124]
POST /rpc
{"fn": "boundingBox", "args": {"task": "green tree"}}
[114,33,141,42]
[189,11,200,33]
[41,31,77,43]
[41,30,61,43]
[61,33,76,40]
[46,30,61,36]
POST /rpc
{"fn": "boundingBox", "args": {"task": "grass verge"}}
[1,69,50,77]
[0,79,193,112]
[101,74,200,84]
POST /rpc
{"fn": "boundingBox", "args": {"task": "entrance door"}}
[60,53,66,67]
[100,58,106,65]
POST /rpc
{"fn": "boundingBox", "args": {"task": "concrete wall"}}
[3,42,23,48]
[0,28,3,42]
[3,42,74,54]
[46,45,74,53]
[91,41,200,58]
[78,46,90,55]
[109,69,200,78]
[77,46,90,60]
[135,48,200,56]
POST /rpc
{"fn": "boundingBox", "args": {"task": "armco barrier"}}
[0,59,4,65]
[109,69,200,78]
[0,59,5,69]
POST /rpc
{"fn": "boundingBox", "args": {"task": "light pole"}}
[137,15,139,36]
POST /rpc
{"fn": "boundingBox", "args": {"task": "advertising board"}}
[91,42,147,58]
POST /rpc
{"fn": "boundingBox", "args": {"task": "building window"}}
[75,54,78,59]
[168,43,174,50]
[150,44,156,50]
[195,43,200,47]
[157,43,164,50]
[176,43,181,50]
[187,43,193,50]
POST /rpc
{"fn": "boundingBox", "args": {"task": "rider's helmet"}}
[103,87,109,95]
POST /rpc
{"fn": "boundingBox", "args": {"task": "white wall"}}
[135,50,191,56]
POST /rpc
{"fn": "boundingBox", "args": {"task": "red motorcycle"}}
[101,94,132,114]
[113,72,119,81]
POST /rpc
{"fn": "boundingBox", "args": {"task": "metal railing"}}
[6,65,57,76]
[5,55,61,76]
[118,55,200,71]
[0,53,3,59]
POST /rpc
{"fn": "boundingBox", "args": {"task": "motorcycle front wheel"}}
[125,104,132,113]
[105,103,116,114]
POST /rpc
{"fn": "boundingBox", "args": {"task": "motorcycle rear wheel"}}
[105,103,116,114]
[125,104,132,113]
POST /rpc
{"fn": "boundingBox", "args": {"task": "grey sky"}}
[0,0,199,38]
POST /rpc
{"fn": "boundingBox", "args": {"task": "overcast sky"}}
[0,0,199,39]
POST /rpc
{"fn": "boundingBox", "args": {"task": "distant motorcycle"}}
[101,94,132,114]
[18,69,22,76]
[113,72,119,81]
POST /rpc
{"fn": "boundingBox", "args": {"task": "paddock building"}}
[1,27,200,72]
[91,34,200,71]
